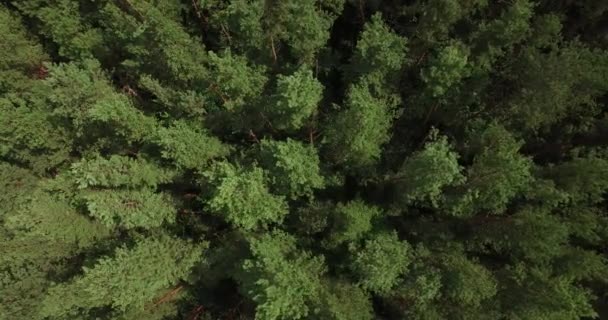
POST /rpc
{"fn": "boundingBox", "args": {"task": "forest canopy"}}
[1,0,608,319]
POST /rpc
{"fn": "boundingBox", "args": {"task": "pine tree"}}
[324,80,397,169]
[152,120,231,170]
[1,191,110,319]
[14,0,104,60]
[70,154,175,189]
[445,124,532,216]
[81,188,175,229]
[393,133,464,207]
[420,41,470,99]
[238,231,326,320]
[350,231,411,294]
[325,199,380,246]
[39,235,205,318]
[267,67,323,131]
[202,162,288,230]
[0,6,48,95]
[1,1,608,319]
[258,138,325,199]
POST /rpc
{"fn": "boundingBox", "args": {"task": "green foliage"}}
[421,42,470,98]
[2,1,608,319]
[0,163,39,216]
[545,155,608,204]
[208,0,266,54]
[97,0,208,85]
[351,231,411,294]
[497,264,598,320]
[152,120,231,170]
[43,59,159,143]
[471,207,569,263]
[203,162,288,230]
[239,231,326,320]
[447,124,532,216]
[391,253,443,318]
[40,235,205,318]
[528,14,562,49]
[85,92,158,142]
[348,13,408,84]
[268,67,323,130]
[396,134,464,206]
[318,280,374,320]
[326,199,380,246]
[258,138,324,199]
[1,191,109,319]
[267,0,337,63]
[0,100,71,173]
[207,50,267,111]
[82,189,175,229]
[0,7,47,95]
[324,14,408,170]
[2,191,109,265]
[439,252,497,307]
[561,206,608,246]
[407,0,488,43]
[70,154,174,189]
[507,41,608,130]
[291,201,332,236]
[208,0,341,64]
[471,0,534,69]
[325,81,397,168]
[15,0,104,60]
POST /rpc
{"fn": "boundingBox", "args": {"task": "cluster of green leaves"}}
[2,0,608,319]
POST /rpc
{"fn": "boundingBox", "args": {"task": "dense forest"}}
[1,0,608,319]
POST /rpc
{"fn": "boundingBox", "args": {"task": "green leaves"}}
[1,1,608,319]
[318,280,374,320]
[0,6,47,95]
[325,81,397,168]
[421,42,470,98]
[239,231,326,320]
[3,191,109,260]
[203,162,288,230]
[0,100,71,173]
[326,200,380,246]
[258,138,324,199]
[350,231,411,294]
[268,67,323,130]
[15,0,103,60]
[447,124,532,216]
[207,50,267,111]
[396,134,464,206]
[348,13,408,83]
[439,252,497,307]
[324,14,408,170]
[82,189,175,229]
[506,41,608,130]
[545,155,608,205]
[152,120,230,170]
[40,235,205,317]
[266,0,337,63]
[71,154,174,189]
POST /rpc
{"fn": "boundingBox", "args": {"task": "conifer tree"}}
[267,67,324,131]
[238,231,326,320]
[202,162,288,230]
[325,80,397,169]
[350,231,411,294]
[40,235,205,318]
[394,133,464,207]
[258,138,325,199]
[1,1,608,319]
[446,124,532,216]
